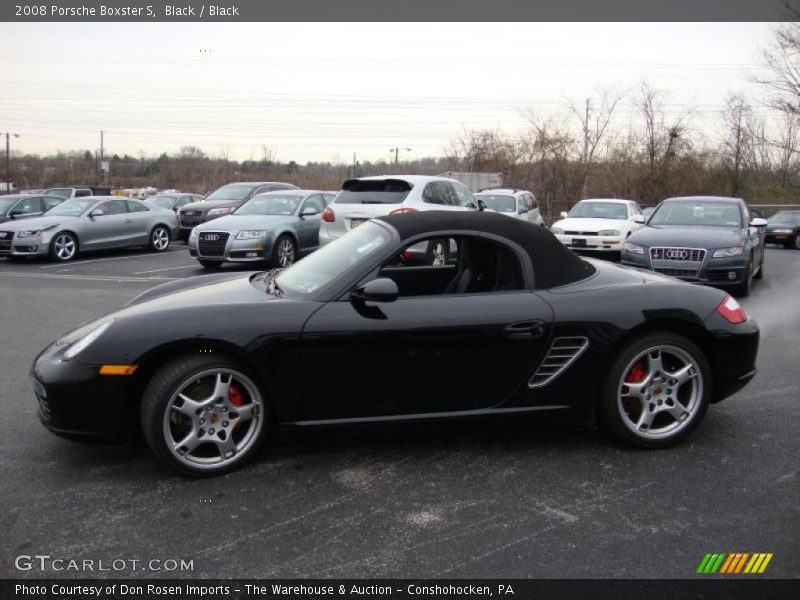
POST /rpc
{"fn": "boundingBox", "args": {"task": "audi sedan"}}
[622,196,767,297]
[764,210,800,249]
[0,197,178,261]
[32,211,758,476]
[187,190,328,269]
[0,194,64,224]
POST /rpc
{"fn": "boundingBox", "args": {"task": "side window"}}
[422,182,446,205]
[98,200,128,215]
[13,197,42,214]
[452,183,476,208]
[193,196,204,203]
[43,196,63,210]
[126,200,149,213]
[302,194,325,214]
[528,193,539,210]
[517,195,528,213]
[76,189,92,197]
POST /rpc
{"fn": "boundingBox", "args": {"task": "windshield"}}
[649,200,743,228]
[46,188,73,199]
[768,211,800,225]
[235,195,302,216]
[45,198,96,216]
[276,221,392,295]
[147,195,177,209]
[568,202,628,219]
[0,198,19,214]
[335,179,412,205]
[476,194,516,213]
[206,184,257,202]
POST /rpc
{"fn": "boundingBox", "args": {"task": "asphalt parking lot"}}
[1,244,798,579]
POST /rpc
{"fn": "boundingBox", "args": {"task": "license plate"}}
[350,218,368,229]
[572,238,587,248]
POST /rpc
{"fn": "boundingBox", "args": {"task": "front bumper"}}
[0,233,53,257]
[621,251,749,288]
[554,234,624,252]
[188,233,274,263]
[765,231,795,244]
[31,344,133,446]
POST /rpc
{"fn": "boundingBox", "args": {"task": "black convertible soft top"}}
[376,210,595,289]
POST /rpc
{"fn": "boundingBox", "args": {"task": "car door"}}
[299,235,554,422]
[125,200,155,246]
[81,199,131,249]
[296,194,325,252]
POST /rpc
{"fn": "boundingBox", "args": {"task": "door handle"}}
[503,320,545,339]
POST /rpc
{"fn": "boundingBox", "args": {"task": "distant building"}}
[0,182,18,193]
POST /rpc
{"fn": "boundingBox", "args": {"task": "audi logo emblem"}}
[202,234,220,241]
[666,249,688,260]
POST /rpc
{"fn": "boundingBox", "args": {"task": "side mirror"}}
[351,278,398,303]
[300,207,320,218]
[88,209,104,219]
[750,217,768,227]
[477,199,487,211]
[560,211,568,218]
[172,207,179,212]
[632,215,646,224]
[8,209,23,219]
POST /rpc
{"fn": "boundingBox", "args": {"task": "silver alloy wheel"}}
[53,234,76,260]
[152,227,170,251]
[431,241,447,266]
[162,368,264,471]
[795,235,800,250]
[277,238,295,267]
[616,344,703,440]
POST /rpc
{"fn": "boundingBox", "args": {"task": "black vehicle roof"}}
[377,210,595,289]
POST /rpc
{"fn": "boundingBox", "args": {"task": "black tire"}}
[734,259,753,297]
[754,253,764,280]
[140,354,270,477]
[149,225,171,252]
[49,231,78,262]
[426,238,449,266]
[272,235,297,268]
[178,230,190,243]
[794,235,800,250]
[599,332,712,449]
[198,259,222,269]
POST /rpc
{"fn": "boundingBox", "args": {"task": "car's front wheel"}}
[735,259,753,297]
[49,231,78,261]
[600,333,711,448]
[272,235,296,268]
[141,354,269,476]
[149,225,171,252]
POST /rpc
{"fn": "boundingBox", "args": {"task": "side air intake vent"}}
[528,336,589,388]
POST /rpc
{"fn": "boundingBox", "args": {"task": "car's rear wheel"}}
[273,235,296,268]
[49,231,78,261]
[794,235,800,250]
[600,333,711,448]
[149,225,171,252]
[198,259,222,269]
[141,354,269,477]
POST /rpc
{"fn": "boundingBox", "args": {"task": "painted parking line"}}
[133,264,200,274]
[37,249,189,269]
[0,272,179,283]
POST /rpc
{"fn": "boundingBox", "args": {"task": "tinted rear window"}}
[335,179,412,205]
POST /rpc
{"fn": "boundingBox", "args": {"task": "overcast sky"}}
[0,22,777,163]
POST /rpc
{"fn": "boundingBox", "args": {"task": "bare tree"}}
[720,92,753,196]
[756,1,800,115]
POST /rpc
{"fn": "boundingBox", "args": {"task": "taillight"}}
[322,207,335,222]
[716,295,747,324]
[388,207,418,216]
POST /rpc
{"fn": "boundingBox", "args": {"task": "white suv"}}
[474,187,545,226]
[320,175,478,255]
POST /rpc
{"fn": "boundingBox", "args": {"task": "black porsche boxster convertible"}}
[32,211,759,476]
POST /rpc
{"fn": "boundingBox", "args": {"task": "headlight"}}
[207,207,231,217]
[551,227,564,235]
[17,224,57,238]
[60,320,113,360]
[624,242,645,255]
[713,246,744,258]
[598,229,620,237]
[236,230,267,240]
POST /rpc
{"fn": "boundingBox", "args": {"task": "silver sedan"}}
[0,196,178,262]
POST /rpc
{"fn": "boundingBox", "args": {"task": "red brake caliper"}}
[622,361,646,411]
[229,385,244,432]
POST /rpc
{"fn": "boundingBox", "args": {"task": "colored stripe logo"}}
[697,553,773,574]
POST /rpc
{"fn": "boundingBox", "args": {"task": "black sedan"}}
[764,210,800,249]
[32,211,759,476]
[622,196,767,297]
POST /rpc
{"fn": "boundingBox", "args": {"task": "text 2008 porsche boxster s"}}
[32,211,759,476]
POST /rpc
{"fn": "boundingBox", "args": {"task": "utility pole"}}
[581,98,590,199]
[352,152,357,178]
[2,132,20,195]
[100,130,105,182]
[390,147,411,172]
